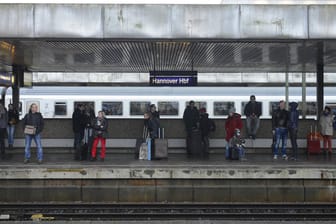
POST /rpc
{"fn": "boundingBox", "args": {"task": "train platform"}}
[0,148,335,203]
[0,148,335,180]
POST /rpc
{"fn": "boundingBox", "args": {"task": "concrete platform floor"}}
[0,148,334,168]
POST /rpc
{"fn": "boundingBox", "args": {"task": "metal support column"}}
[316,42,324,120]
[12,65,23,111]
[302,72,306,119]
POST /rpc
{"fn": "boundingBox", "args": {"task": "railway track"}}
[0,203,336,221]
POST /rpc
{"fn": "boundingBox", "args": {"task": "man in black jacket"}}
[183,101,200,155]
[72,104,84,160]
[272,100,290,160]
[244,95,262,140]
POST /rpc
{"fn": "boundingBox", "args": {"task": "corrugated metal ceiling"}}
[2,40,336,73]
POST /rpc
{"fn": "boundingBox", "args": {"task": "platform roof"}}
[0,4,336,73]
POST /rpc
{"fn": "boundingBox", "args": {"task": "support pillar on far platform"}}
[12,65,24,111]
[316,42,324,120]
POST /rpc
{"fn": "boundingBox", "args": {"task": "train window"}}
[185,101,207,111]
[241,101,263,116]
[26,101,40,113]
[102,102,123,116]
[130,101,150,115]
[74,101,95,115]
[298,102,317,116]
[158,101,179,116]
[54,102,67,116]
[214,102,235,116]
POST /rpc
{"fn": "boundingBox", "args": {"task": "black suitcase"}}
[229,147,240,160]
[189,129,203,157]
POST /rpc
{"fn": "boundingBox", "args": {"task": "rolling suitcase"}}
[307,125,322,155]
[136,126,150,160]
[81,143,89,160]
[189,128,203,157]
[154,128,168,159]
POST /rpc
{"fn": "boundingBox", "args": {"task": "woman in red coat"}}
[225,107,243,159]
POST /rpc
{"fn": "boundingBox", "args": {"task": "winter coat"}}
[148,117,160,139]
[0,110,8,129]
[93,117,108,138]
[272,108,289,129]
[72,108,85,133]
[22,112,44,135]
[320,112,333,136]
[288,102,299,130]
[183,106,200,132]
[225,113,243,141]
[244,101,262,117]
[8,109,19,125]
[200,113,215,137]
[83,110,95,128]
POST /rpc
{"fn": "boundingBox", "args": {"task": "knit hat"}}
[229,107,236,114]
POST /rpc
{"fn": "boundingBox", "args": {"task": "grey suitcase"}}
[154,128,168,159]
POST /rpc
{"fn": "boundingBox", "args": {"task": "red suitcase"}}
[307,126,322,155]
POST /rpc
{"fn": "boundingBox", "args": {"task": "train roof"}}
[4,86,334,97]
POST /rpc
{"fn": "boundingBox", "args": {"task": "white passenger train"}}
[4,86,336,119]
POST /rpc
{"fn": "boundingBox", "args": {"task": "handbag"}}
[24,125,36,135]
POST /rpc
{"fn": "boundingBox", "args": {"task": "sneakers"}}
[282,155,288,160]
[37,160,43,164]
[273,155,278,160]
[24,158,30,164]
[90,157,96,161]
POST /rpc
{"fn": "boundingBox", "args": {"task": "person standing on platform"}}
[225,107,243,159]
[288,102,299,161]
[244,95,262,139]
[72,103,84,160]
[22,103,44,164]
[199,108,215,156]
[91,111,108,162]
[319,106,334,155]
[7,103,19,150]
[83,104,95,158]
[150,104,160,119]
[183,101,200,155]
[272,100,290,160]
[0,104,7,159]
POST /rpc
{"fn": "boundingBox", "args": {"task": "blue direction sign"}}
[149,71,197,86]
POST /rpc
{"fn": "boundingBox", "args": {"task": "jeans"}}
[274,127,288,156]
[7,125,15,145]
[246,116,260,136]
[25,134,43,161]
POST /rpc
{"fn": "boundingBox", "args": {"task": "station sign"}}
[149,71,197,86]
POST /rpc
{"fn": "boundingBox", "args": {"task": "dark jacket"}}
[83,109,95,128]
[151,111,160,119]
[200,113,215,137]
[23,112,44,135]
[93,117,108,138]
[288,102,299,130]
[183,106,200,132]
[225,113,243,141]
[244,101,262,117]
[8,109,19,125]
[0,109,8,129]
[147,117,160,138]
[72,108,84,133]
[272,108,289,129]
